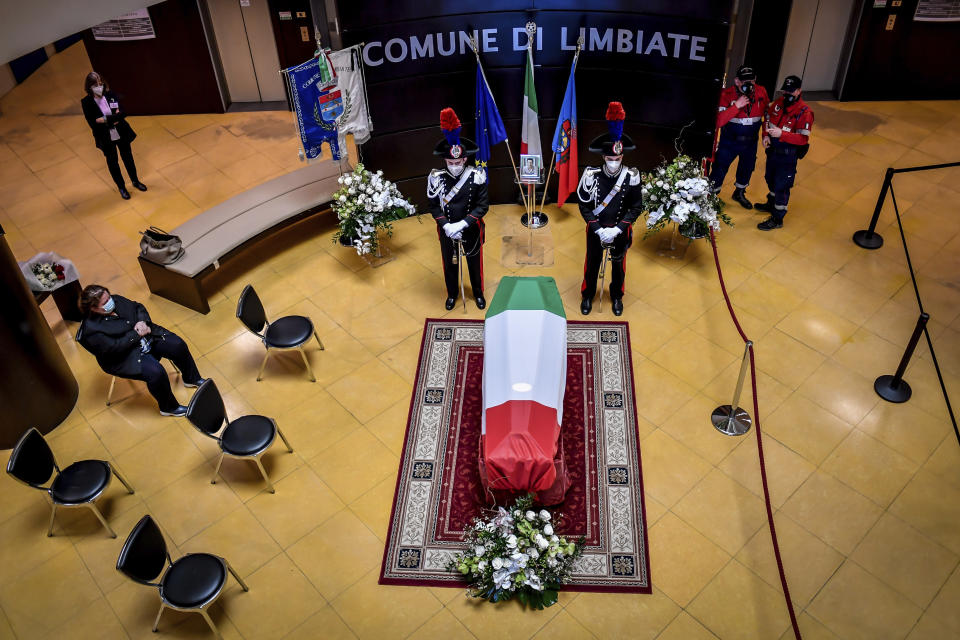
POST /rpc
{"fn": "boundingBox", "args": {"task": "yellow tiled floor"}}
[2,42,960,639]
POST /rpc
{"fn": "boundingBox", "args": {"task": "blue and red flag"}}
[475,64,507,177]
[551,58,578,205]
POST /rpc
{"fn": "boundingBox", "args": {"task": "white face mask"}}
[605,159,622,173]
[446,161,465,176]
[92,85,104,97]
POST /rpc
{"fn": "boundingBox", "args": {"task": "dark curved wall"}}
[336,0,733,207]
[0,225,78,449]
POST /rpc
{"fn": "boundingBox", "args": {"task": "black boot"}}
[754,194,776,213]
[119,186,131,200]
[445,297,456,310]
[732,187,753,210]
[580,297,592,315]
[475,296,486,310]
[611,298,624,316]
[757,216,783,231]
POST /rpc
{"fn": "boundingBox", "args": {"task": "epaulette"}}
[584,167,601,175]
[627,167,641,186]
[472,168,486,184]
[428,169,444,185]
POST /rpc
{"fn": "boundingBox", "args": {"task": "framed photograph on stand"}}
[519,154,541,183]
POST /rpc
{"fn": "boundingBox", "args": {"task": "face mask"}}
[446,162,464,176]
[783,93,798,107]
[102,296,115,313]
[92,85,104,97]
[605,159,622,173]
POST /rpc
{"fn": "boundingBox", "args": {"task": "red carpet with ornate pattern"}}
[380,318,651,593]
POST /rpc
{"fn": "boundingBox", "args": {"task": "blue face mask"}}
[102,296,115,313]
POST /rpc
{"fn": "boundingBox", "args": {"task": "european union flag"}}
[475,64,507,177]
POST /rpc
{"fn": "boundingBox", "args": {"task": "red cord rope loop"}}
[708,228,802,640]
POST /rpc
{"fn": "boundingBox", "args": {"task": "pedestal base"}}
[853,229,884,250]
[363,245,395,268]
[521,211,549,229]
[874,374,912,403]
[711,405,752,436]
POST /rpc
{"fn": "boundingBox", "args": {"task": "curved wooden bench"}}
[138,160,348,314]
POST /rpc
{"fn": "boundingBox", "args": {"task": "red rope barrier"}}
[708,228,802,640]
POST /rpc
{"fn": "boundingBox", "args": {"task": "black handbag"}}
[139,226,184,264]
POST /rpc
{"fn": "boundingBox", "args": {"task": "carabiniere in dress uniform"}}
[427,108,489,310]
[577,102,643,317]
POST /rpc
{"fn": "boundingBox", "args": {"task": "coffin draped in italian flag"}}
[481,276,569,498]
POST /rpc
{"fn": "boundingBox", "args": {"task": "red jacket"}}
[763,97,814,147]
[716,84,770,129]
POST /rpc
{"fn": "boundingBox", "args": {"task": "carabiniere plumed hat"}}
[433,108,478,159]
[588,102,636,155]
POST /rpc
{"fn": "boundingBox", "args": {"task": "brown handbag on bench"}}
[139,226,184,264]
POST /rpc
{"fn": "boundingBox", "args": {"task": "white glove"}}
[454,220,468,234]
[594,227,605,238]
[443,222,457,238]
[597,227,619,243]
[451,230,464,241]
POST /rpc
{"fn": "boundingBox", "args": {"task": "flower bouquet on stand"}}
[331,162,417,265]
[642,154,732,257]
[19,251,80,292]
[447,494,584,610]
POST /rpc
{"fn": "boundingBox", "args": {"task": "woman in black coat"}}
[77,284,205,416]
[80,71,146,200]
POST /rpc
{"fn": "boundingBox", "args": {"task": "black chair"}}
[6,428,134,538]
[75,325,180,406]
[186,379,293,493]
[236,284,323,382]
[117,515,248,638]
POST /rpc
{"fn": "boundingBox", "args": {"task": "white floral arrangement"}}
[447,494,584,609]
[31,261,66,289]
[332,163,417,255]
[642,154,732,239]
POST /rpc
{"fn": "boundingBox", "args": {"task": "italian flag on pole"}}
[482,277,566,491]
[521,45,541,157]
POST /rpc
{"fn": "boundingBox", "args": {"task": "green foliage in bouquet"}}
[332,163,417,255]
[447,494,584,610]
[642,154,732,239]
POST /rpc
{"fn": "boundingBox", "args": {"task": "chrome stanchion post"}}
[712,340,754,436]
[874,312,929,403]
[853,167,892,250]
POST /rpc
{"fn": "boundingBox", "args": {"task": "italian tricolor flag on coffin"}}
[482,276,567,492]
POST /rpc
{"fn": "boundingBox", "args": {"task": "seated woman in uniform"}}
[77,285,206,417]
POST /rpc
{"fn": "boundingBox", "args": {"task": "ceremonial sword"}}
[597,240,613,313]
[456,239,467,313]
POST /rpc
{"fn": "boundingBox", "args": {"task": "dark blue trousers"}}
[710,135,759,190]
[763,151,798,221]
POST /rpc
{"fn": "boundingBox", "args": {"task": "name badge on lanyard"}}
[108,101,118,110]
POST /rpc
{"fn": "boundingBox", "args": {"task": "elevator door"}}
[267,0,316,71]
